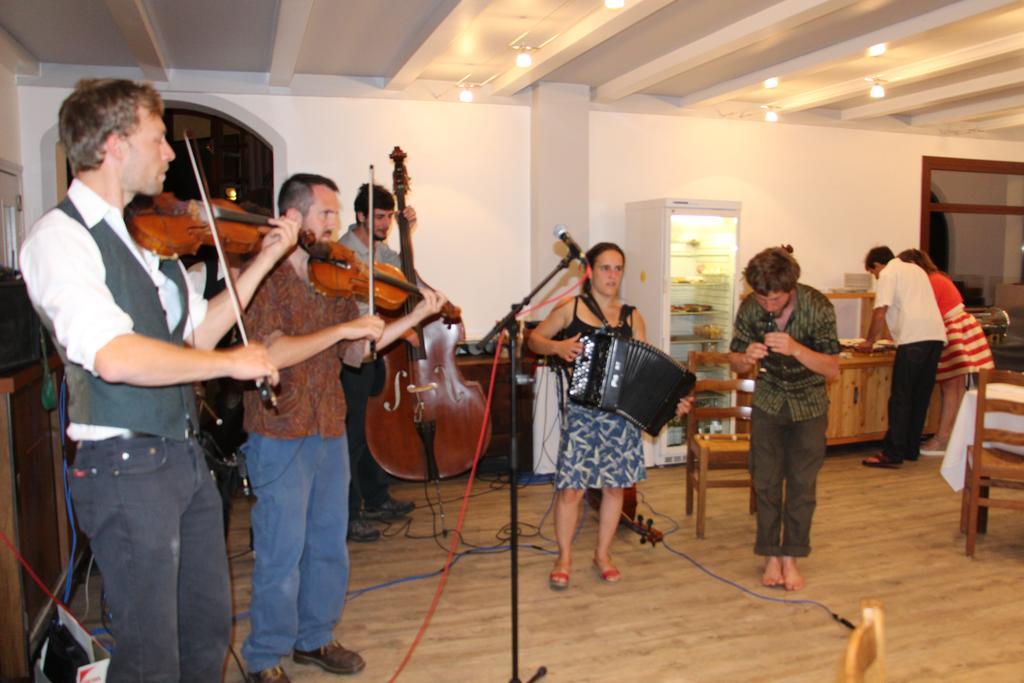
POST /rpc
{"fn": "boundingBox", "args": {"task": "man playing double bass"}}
[337,182,419,542]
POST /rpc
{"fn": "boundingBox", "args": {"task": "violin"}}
[126,192,272,259]
[299,230,460,319]
[587,486,664,546]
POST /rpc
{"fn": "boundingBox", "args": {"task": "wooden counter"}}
[826,350,939,445]
[0,356,70,680]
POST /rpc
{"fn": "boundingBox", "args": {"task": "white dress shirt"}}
[19,179,208,440]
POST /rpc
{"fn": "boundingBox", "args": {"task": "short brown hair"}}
[59,79,164,174]
[743,246,800,295]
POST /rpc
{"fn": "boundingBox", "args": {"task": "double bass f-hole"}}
[382,369,408,412]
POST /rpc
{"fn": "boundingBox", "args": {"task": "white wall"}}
[17,82,1024,338]
[0,60,20,164]
[589,112,1024,296]
[18,87,531,339]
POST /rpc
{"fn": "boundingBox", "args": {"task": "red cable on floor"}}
[387,267,587,680]
[0,525,95,640]
[387,332,505,682]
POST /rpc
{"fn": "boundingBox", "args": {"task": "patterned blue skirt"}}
[556,402,645,490]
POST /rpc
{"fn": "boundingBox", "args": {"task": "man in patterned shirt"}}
[241,174,445,683]
[729,247,840,591]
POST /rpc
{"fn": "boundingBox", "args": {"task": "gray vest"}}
[54,197,197,439]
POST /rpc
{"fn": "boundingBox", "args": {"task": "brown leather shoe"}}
[248,665,291,683]
[293,640,366,675]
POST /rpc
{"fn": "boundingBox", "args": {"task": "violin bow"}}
[182,131,277,409]
[367,164,376,359]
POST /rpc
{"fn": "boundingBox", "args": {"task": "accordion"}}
[568,332,696,436]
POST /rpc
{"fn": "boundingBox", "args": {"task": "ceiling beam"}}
[594,0,860,103]
[972,112,1024,131]
[910,92,1024,127]
[269,0,314,87]
[0,23,38,76]
[842,66,1024,120]
[773,33,1024,113]
[103,0,168,81]
[385,0,491,91]
[677,0,1021,108]
[490,0,674,97]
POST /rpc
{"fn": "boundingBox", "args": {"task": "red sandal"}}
[592,559,621,583]
[862,454,901,469]
[548,569,570,590]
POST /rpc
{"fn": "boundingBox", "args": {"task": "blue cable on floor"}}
[230,543,558,624]
[642,493,855,630]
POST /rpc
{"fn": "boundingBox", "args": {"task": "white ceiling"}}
[2,0,1024,139]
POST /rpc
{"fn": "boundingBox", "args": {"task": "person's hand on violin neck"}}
[252,214,300,266]
[412,287,446,320]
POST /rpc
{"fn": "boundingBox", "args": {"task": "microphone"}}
[553,225,587,265]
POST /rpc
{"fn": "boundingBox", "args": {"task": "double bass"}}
[365,147,491,481]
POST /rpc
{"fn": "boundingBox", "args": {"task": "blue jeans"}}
[241,434,351,672]
[68,436,230,683]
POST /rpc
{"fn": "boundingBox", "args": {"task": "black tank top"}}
[562,295,634,340]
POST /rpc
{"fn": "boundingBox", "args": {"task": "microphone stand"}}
[476,252,577,683]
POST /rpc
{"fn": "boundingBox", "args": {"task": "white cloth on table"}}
[940,382,1024,491]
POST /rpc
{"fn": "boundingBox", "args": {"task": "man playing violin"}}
[241,174,446,683]
[19,79,299,682]
[337,182,418,542]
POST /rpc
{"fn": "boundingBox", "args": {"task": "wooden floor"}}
[73,450,1024,682]
[211,451,1023,683]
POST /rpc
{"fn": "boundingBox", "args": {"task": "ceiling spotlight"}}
[763,77,779,89]
[865,77,886,98]
[515,49,533,68]
[605,0,625,8]
[459,86,474,103]
[761,105,779,123]
[868,43,887,57]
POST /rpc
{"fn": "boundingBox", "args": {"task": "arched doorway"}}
[162,107,275,212]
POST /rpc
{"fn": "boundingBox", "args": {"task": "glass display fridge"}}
[625,198,741,465]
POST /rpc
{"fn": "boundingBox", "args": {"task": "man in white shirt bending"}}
[858,246,946,467]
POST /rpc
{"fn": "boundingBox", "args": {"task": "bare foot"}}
[761,556,784,587]
[781,556,805,591]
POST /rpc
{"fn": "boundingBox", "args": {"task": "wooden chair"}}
[840,599,885,683]
[685,351,756,538]
[962,368,1024,557]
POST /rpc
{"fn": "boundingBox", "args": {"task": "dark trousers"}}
[883,340,944,463]
[750,405,828,558]
[341,361,390,515]
[68,436,230,683]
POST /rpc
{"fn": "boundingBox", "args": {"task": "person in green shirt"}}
[729,247,840,591]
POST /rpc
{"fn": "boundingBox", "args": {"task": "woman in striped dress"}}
[898,249,994,454]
